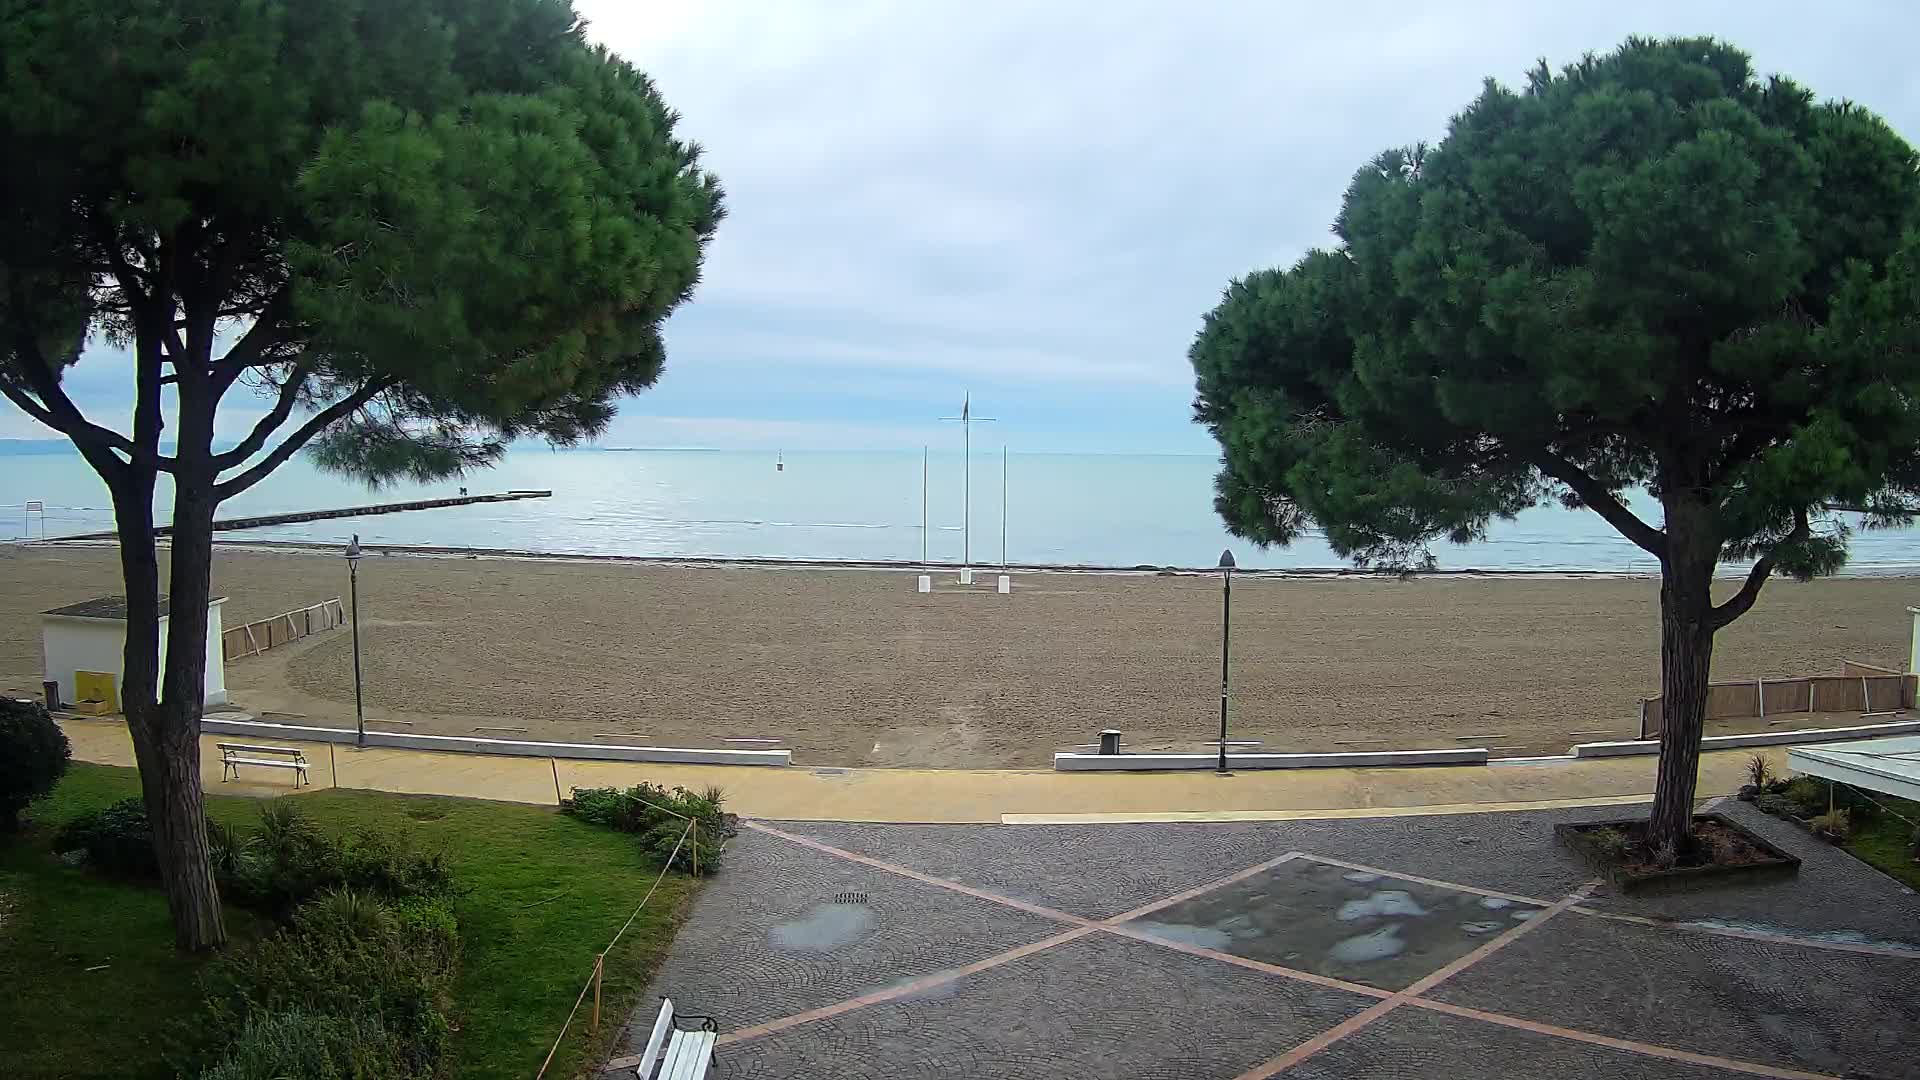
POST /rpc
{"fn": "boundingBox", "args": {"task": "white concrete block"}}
[1572,718,1920,758]
[997,574,1011,593]
[917,575,931,593]
[1052,748,1488,771]
[959,567,974,584]
[197,717,793,766]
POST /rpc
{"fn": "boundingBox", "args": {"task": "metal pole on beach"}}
[1001,445,1008,566]
[963,403,971,568]
[922,446,929,566]
[345,534,366,748]
[1216,549,1235,774]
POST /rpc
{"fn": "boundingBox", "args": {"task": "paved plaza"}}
[620,801,1919,1079]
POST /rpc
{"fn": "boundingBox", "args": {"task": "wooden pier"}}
[61,490,552,539]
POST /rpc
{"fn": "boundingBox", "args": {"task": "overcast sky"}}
[19,1,1920,453]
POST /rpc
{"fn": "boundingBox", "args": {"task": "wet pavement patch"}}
[769,900,874,951]
[1125,859,1545,990]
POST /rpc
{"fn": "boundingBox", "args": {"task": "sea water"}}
[4,446,1917,573]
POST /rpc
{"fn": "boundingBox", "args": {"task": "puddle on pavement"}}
[1683,918,1920,954]
[1125,860,1546,990]
[770,902,873,951]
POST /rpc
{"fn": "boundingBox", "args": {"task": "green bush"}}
[1782,776,1830,818]
[199,1009,412,1080]
[201,889,459,1078]
[222,803,453,916]
[1810,809,1852,842]
[561,782,728,874]
[54,797,158,877]
[0,697,71,832]
[1584,827,1630,861]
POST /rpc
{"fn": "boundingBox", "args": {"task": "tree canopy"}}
[0,0,724,949]
[2,0,724,489]
[1193,37,1920,590]
[1190,36,1920,852]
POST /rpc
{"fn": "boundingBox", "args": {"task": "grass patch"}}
[0,763,696,1079]
[1844,795,1920,892]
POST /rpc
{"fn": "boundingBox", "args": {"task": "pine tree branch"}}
[1711,508,1810,630]
[4,316,163,473]
[1534,451,1668,557]
[210,359,313,469]
[214,376,396,501]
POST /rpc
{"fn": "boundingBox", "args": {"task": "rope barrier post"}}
[590,952,604,1035]
[691,818,699,878]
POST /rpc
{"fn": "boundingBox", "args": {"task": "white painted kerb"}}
[200,717,790,766]
[1053,747,1489,771]
[1572,718,1920,758]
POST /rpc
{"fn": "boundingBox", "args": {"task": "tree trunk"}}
[1647,500,1719,855]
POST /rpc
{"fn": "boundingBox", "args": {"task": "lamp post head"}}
[345,534,362,564]
[1217,549,1236,571]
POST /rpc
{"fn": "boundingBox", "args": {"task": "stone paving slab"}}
[713,930,1376,1080]
[624,829,1063,1039]
[1130,858,1547,991]
[1430,912,1920,1079]
[1286,1005,1760,1080]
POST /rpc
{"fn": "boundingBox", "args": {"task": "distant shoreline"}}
[26,535,1920,580]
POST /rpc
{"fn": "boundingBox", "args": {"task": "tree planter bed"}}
[1556,813,1801,894]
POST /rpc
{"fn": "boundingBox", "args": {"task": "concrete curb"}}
[200,716,791,767]
[1572,718,1920,759]
[1052,747,1489,771]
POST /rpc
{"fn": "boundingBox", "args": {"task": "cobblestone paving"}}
[1285,1006,1755,1080]
[1432,914,1920,1079]
[623,800,1920,1079]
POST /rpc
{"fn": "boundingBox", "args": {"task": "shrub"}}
[562,782,728,874]
[1752,792,1794,818]
[1781,776,1830,818]
[1744,754,1774,790]
[0,697,70,832]
[221,804,454,916]
[201,889,459,1077]
[1809,809,1852,843]
[1583,827,1629,861]
[1909,826,1920,862]
[199,1009,412,1080]
[54,797,158,877]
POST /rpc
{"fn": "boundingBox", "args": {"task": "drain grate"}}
[831,891,869,905]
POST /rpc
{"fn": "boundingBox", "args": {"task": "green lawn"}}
[1845,795,1920,892]
[0,763,697,1080]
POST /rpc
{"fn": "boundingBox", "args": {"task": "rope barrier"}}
[532,817,695,1080]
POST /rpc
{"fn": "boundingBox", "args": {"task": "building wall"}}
[41,597,228,709]
[40,619,128,707]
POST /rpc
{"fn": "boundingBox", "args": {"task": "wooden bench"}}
[218,742,310,787]
[629,998,717,1080]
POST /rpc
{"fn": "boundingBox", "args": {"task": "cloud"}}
[22,1,1920,457]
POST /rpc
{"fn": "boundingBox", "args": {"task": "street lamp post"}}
[1216,549,1235,774]
[346,534,366,748]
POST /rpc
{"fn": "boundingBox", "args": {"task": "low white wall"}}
[1572,718,1920,758]
[199,716,791,767]
[1053,747,1489,771]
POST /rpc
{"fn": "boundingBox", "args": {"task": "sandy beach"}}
[3,544,1914,768]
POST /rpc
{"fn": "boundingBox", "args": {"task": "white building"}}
[41,595,228,710]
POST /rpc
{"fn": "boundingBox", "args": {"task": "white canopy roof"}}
[1787,735,1920,802]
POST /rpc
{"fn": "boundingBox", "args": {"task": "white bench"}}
[218,742,310,787]
[630,998,716,1080]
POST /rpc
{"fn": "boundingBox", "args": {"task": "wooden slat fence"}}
[1639,660,1916,737]
[223,598,346,661]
